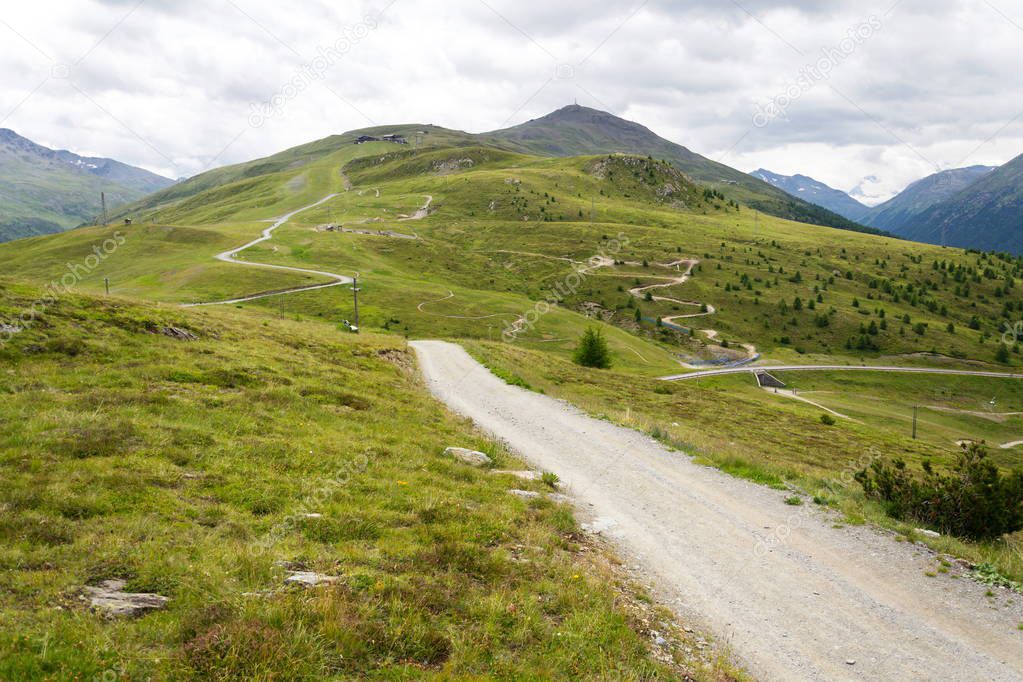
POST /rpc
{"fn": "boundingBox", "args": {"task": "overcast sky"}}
[2,0,1021,204]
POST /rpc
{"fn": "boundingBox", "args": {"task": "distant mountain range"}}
[750,169,872,223]
[862,165,996,233]
[0,129,174,242]
[752,162,1023,253]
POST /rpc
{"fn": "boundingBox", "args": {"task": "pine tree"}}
[573,328,612,369]
[996,344,1010,364]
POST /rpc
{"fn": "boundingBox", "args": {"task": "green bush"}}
[855,443,1023,540]
[820,414,836,426]
[572,328,612,369]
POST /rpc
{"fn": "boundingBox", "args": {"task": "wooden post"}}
[352,275,360,331]
[104,277,109,295]
[912,406,918,439]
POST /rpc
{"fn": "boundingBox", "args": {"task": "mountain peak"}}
[507,104,657,137]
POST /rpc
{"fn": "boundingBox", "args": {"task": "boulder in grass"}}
[83,579,168,618]
[285,571,340,587]
[508,489,540,499]
[444,447,492,467]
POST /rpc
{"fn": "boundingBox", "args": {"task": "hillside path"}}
[411,340,1023,682]
[184,194,351,307]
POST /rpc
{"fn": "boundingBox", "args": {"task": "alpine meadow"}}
[2,2,1023,680]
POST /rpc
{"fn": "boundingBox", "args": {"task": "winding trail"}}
[587,257,758,365]
[416,289,528,335]
[184,193,433,308]
[412,340,1023,682]
[625,259,712,323]
[493,252,753,363]
[183,194,351,308]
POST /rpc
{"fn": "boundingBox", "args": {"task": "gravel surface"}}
[412,340,1023,682]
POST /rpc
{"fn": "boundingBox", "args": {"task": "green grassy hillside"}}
[104,105,871,236]
[108,125,480,224]
[0,281,739,680]
[4,142,1021,372]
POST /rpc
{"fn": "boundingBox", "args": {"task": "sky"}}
[1,0,1021,205]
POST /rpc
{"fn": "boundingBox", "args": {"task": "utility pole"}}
[352,274,360,331]
[104,277,109,295]
[590,196,595,226]
[912,406,918,439]
[100,192,108,226]
[279,294,285,320]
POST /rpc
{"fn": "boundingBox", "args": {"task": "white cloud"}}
[0,0,1020,200]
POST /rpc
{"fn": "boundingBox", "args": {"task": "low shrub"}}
[855,443,1023,540]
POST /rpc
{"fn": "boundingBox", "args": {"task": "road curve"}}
[411,340,1023,682]
[661,364,1023,381]
[183,194,352,307]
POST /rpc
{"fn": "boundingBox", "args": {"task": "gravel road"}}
[183,194,351,307]
[411,340,1023,681]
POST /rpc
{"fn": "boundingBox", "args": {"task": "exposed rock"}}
[301,513,323,519]
[0,323,22,336]
[433,158,475,174]
[82,579,168,618]
[157,326,197,341]
[547,493,573,505]
[285,571,340,587]
[915,528,941,538]
[490,469,541,481]
[508,489,540,499]
[445,447,492,467]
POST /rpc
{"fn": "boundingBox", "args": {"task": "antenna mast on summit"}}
[100,192,108,226]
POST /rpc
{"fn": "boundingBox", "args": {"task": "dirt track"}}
[412,339,1023,682]
[183,194,351,307]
